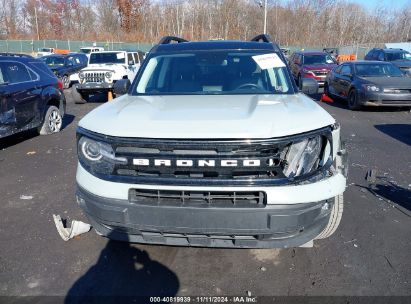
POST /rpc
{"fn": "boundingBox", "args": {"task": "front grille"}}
[84,72,105,83]
[383,89,411,94]
[78,126,332,186]
[129,189,266,207]
[114,138,288,182]
[312,71,328,77]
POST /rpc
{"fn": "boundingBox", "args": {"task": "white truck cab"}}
[75,35,347,248]
[79,46,105,58]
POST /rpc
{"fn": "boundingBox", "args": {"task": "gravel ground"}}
[0,89,410,302]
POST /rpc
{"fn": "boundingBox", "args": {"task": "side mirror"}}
[113,79,131,96]
[300,78,319,95]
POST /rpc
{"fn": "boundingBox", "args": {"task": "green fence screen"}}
[0,39,155,54]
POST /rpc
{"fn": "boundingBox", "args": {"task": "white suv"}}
[75,35,347,248]
[72,51,145,103]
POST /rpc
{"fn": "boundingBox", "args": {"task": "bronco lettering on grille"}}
[133,159,262,167]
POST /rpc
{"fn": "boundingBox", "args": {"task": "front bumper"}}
[77,81,114,92]
[303,74,326,87]
[77,185,333,248]
[360,91,411,106]
[76,162,346,248]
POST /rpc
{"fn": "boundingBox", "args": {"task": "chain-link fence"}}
[338,43,386,60]
[0,39,391,60]
[0,39,155,54]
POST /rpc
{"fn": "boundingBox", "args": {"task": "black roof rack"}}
[250,34,281,52]
[250,34,272,43]
[158,36,189,45]
[0,52,34,58]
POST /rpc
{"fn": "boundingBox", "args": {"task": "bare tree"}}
[4,0,411,46]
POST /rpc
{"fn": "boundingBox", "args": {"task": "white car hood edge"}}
[78,93,335,139]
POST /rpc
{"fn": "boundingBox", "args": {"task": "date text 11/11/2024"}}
[149,296,258,303]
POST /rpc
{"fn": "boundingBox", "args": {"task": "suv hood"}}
[79,94,335,139]
[83,64,126,72]
[391,60,411,68]
[359,76,411,88]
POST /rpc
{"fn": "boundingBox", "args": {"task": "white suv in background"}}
[72,51,145,104]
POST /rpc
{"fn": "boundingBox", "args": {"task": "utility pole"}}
[263,0,267,34]
[34,7,40,40]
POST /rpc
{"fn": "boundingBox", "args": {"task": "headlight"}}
[78,137,127,175]
[105,72,112,78]
[79,72,85,79]
[363,84,380,92]
[283,136,323,178]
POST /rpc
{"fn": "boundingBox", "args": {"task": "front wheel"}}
[348,89,361,110]
[315,194,344,240]
[38,105,63,135]
[62,75,70,89]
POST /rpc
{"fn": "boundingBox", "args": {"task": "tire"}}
[62,75,70,89]
[38,105,63,135]
[348,89,361,110]
[315,194,344,240]
[71,84,89,104]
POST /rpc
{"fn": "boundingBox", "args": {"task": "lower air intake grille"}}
[129,189,266,208]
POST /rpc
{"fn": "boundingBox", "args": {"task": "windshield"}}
[134,51,292,95]
[41,56,65,66]
[386,51,411,61]
[355,63,404,77]
[80,48,91,54]
[303,54,335,65]
[89,52,126,64]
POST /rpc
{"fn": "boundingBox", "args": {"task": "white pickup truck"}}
[75,35,347,248]
[71,51,145,103]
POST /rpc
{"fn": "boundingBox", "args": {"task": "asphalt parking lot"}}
[0,89,410,300]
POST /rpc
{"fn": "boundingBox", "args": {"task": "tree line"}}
[1,0,411,47]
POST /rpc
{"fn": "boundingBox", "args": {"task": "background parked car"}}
[364,48,411,75]
[36,47,70,57]
[79,46,105,58]
[289,51,337,88]
[324,61,411,110]
[0,53,66,138]
[41,53,88,89]
[323,48,339,60]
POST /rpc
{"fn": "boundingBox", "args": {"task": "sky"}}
[354,0,411,9]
